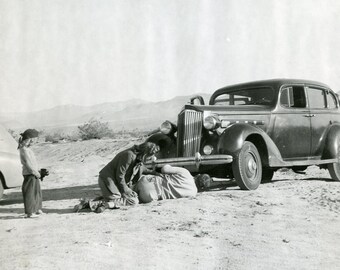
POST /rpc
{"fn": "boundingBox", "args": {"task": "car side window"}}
[214,93,249,105]
[326,92,338,109]
[280,86,306,108]
[307,87,327,109]
[212,87,274,106]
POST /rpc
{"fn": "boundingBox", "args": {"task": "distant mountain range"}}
[2,90,339,133]
[0,94,210,132]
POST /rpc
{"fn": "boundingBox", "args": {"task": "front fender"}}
[0,152,22,188]
[321,124,340,160]
[217,123,284,167]
[146,133,177,159]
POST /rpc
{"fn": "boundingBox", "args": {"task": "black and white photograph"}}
[0,0,339,269]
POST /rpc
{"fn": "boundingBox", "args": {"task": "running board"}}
[270,158,337,167]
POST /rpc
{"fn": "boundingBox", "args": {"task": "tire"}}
[328,141,340,180]
[262,168,274,183]
[232,141,262,190]
[328,162,340,181]
[0,180,4,200]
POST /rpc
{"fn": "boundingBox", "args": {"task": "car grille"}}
[177,110,203,157]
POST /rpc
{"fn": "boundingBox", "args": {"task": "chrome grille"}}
[177,110,203,157]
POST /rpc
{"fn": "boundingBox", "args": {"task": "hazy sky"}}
[1,0,340,113]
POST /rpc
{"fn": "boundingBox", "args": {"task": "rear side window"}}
[307,87,327,109]
[326,92,338,109]
[280,86,306,108]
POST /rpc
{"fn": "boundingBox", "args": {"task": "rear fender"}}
[217,123,283,167]
[321,124,340,160]
[0,152,22,188]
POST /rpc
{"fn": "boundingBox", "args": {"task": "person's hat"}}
[194,174,212,190]
[20,129,39,140]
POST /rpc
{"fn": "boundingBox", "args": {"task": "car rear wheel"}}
[327,137,340,181]
[0,180,4,199]
[232,141,262,190]
[328,161,340,181]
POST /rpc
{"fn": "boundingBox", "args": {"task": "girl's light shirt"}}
[19,147,39,176]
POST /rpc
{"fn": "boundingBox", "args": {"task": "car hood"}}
[181,104,273,113]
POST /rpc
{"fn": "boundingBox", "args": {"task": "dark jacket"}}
[99,147,141,193]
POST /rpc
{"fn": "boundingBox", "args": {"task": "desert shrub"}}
[78,119,112,140]
[65,133,81,142]
[44,130,81,143]
[107,129,149,140]
[125,129,149,138]
[45,132,65,143]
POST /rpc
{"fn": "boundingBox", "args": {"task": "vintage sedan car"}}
[146,79,340,190]
[0,125,22,199]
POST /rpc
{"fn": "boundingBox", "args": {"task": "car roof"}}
[209,78,334,104]
[210,78,332,104]
[214,78,331,92]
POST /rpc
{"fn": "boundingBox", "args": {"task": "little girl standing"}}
[18,129,43,218]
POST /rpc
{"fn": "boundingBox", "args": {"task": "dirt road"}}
[1,139,339,270]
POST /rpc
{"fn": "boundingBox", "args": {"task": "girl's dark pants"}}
[22,175,42,215]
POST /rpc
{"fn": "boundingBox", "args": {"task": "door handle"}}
[303,114,316,117]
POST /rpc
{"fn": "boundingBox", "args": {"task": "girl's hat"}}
[20,129,39,140]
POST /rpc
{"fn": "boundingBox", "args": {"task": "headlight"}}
[203,145,214,155]
[160,121,173,134]
[203,115,220,130]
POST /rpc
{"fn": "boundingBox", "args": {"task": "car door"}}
[271,85,312,159]
[306,86,338,157]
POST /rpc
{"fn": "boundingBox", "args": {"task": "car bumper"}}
[145,153,233,170]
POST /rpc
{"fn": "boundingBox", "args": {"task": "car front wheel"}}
[232,141,262,190]
[328,159,340,181]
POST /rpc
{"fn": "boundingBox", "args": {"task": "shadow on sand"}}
[0,184,100,206]
[202,176,337,191]
[269,177,335,183]
[0,207,82,220]
[0,184,100,218]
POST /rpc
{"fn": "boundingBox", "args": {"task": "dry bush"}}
[43,128,81,143]
[45,132,66,143]
[109,129,149,140]
[78,119,112,140]
[65,133,81,142]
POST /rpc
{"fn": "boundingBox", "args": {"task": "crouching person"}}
[133,165,197,203]
[98,142,159,207]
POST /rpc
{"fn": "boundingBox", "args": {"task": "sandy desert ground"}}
[0,138,339,270]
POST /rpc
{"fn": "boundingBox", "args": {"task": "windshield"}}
[212,87,275,106]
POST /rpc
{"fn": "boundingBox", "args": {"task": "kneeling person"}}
[134,165,197,203]
[98,142,159,206]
